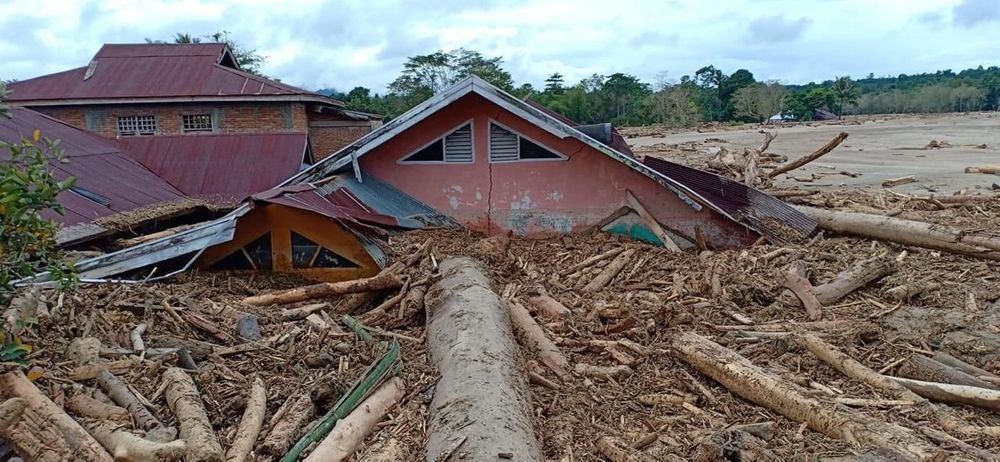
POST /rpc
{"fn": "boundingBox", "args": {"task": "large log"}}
[796,206,1000,261]
[302,377,405,462]
[86,420,186,462]
[812,258,896,305]
[425,257,543,461]
[898,355,998,390]
[768,132,848,179]
[891,377,1000,411]
[225,376,267,462]
[0,371,114,462]
[242,273,404,306]
[671,332,938,460]
[163,368,224,462]
[583,248,636,292]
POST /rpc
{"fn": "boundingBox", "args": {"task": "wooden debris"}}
[891,376,1000,410]
[932,352,1000,382]
[163,368,224,462]
[72,358,141,381]
[595,436,655,462]
[899,355,998,389]
[0,371,113,462]
[782,261,822,320]
[242,273,404,306]
[583,248,636,292]
[559,247,624,276]
[96,370,169,435]
[279,302,329,321]
[130,323,147,352]
[884,281,940,302]
[303,377,404,462]
[965,165,1000,174]
[768,132,848,179]
[262,394,314,456]
[225,376,267,462]
[524,285,572,319]
[881,175,917,187]
[812,257,897,305]
[574,363,633,380]
[625,189,681,252]
[86,420,186,462]
[66,394,129,423]
[508,300,572,381]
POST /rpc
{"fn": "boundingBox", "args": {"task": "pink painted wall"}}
[359,93,756,248]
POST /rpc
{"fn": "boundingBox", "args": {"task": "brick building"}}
[6,43,381,160]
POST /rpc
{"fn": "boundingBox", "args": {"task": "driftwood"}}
[86,420,186,462]
[767,189,820,198]
[965,165,1000,174]
[131,323,147,352]
[97,371,167,434]
[262,394,315,455]
[595,436,656,462]
[812,258,896,305]
[583,248,636,292]
[425,257,543,461]
[932,352,1000,382]
[508,300,572,381]
[303,377,405,462]
[279,303,329,321]
[560,248,625,276]
[163,368,224,462]
[524,286,571,319]
[0,371,113,462]
[671,332,938,460]
[891,376,1000,410]
[744,131,776,186]
[797,205,1000,261]
[782,261,822,320]
[768,132,848,179]
[225,376,267,462]
[72,358,142,381]
[625,190,681,251]
[242,273,403,306]
[881,176,917,187]
[885,281,940,302]
[67,394,129,423]
[898,355,998,390]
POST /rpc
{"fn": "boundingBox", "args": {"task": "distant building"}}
[5,43,380,160]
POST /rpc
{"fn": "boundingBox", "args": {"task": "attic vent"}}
[489,122,564,163]
[83,60,98,81]
[399,122,474,164]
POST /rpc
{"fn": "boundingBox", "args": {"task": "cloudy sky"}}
[1,0,998,93]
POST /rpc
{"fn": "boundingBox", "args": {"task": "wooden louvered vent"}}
[444,124,473,163]
[489,123,519,162]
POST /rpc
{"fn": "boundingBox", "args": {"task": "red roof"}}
[6,43,343,106]
[118,133,308,202]
[0,107,187,225]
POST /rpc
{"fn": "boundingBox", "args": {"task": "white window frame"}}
[181,114,214,133]
[488,119,567,164]
[398,119,475,165]
[117,115,157,136]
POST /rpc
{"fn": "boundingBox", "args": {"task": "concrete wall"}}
[358,93,755,248]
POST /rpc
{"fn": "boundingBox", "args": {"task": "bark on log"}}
[303,377,404,462]
[796,206,1000,261]
[86,420,186,462]
[899,355,998,390]
[812,258,897,305]
[891,377,1000,410]
[425,257,543,461]
[242,273,403,306]
[97,371,164,432]
[559,248,624,276]
[67,394,130,423]
[965,165,1000,174]
[261,394,314,456]
[279,303,329,322]
[508,300,572,382]
[0,398,25,431]
[625,190,681,251]
[163,368,224,462]
[131,323,147,352]
[782,261,822,320]
[595,436,656,462]
[932,352,1000,382]
[225,376,267,462]
[768,132,848,178]
[583,249,636,292]
[885,282,941,302]
[671,332,938,460]
[524,286,571,319]
[0,371,114,462]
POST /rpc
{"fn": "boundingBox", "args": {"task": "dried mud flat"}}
[6,187,1000,461]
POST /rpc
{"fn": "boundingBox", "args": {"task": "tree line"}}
[324,50,1000,127]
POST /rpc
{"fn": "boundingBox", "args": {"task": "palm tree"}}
[173,33,201,44]
[832,76,860,116]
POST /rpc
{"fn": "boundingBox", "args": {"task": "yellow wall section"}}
[198,204,380,282]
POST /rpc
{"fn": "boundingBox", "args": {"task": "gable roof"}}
[0,107,186,226]
[118,133,309,202]
[285,75,816,242]
[6,43,344,107]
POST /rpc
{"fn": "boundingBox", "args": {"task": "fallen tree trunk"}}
[899,355,998,390]
[508,300,572,382]
[86,420,186,462]
[671,332,938,460]
[583,248,636,292]
[163,368,224,462]
[242,273,403,306]
[303,377,404,462]
[425,257,543,461]
[225,376,267,462]
[812,258,897,305]
[261,393,314,456]
[97,370,165,433]
[891,377,1000,411]
[0,371,114,462]
[796,206,1000,261]
[932,352,1000,382]
[67,394,130,423]
[524,286,572,319]
[768,132,848,179]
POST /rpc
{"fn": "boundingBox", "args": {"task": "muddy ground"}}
[625,112,1000,194]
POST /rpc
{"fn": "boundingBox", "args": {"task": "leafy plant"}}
[0,129,78,295]
[0,330,31,366]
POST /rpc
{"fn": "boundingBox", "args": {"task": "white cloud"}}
[0,0,992,92]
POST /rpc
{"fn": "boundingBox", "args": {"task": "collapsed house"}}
[21,76,815,284]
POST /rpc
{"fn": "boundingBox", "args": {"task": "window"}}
[182,114,213,133]
[291,232,359,269]
[117,115,157,136]
[400,123,473,163]
[211,234,272,270]
[489,122,563,162]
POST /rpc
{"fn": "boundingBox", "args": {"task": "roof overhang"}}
[11,94,344,108]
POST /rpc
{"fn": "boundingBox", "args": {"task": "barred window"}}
[182,114,213,133]
[117,115,157,136]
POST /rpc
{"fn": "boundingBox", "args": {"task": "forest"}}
[322,49,1000,127]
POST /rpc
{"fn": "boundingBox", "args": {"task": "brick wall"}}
[34,102,310,137]
[309,125,372,159]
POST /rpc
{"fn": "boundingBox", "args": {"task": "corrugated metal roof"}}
[118,133,308,202]
[251,184,404,229]
[643,157,817,242]
[0,107,187,225]
[321,173,459,228]
[6,43,343,106]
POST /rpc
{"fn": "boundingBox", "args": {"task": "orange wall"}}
[358,93,755,248]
